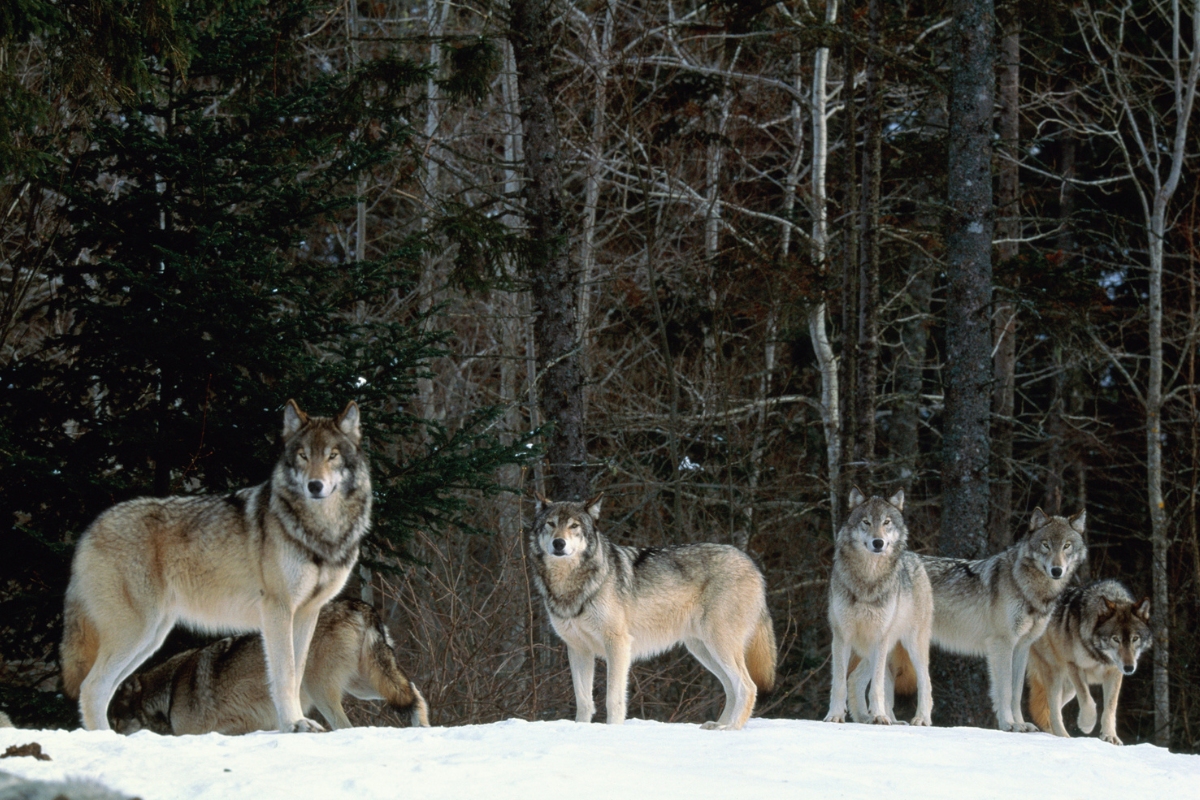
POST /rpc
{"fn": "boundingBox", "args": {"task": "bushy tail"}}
[60,594,99,700]
[367,635,432,727]
[1026,662,1052,732]
[746,611,777,694]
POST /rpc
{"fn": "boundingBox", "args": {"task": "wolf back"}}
[60,400,370,733]
[108,598,429,734]
[919,508,1087,732]
[529,496,776,731]
[825,488,933,726]
[1027,579,1151,744]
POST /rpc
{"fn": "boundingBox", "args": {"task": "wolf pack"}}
[46,400,1152,746]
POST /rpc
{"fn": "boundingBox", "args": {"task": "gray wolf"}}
[108,597,430,734]
[0,772,138,800]
[920,508,1087,732]
[1027,579,1151,744]
[529,496,776,730]
[825,488,933,726]
[60,400,371,733]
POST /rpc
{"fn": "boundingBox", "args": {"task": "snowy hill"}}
[1,718,1197,800]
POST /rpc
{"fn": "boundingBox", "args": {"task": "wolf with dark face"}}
[529,496,776,730]
[61,400,370,733]
[1027,579,1152,744]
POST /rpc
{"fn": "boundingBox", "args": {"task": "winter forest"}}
[2,0,1199,753]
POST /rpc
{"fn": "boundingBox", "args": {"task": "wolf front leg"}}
[1098,670,1125,745]
[566,645,597,723]
[824,630,853,723]
[602,633,633,724]
[260,602,325,732]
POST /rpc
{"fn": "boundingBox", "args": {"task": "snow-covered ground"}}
[1,718,1197,800]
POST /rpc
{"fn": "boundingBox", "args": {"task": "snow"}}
[2,718,1197,800]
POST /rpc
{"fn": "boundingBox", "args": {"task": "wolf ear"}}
[887,488,905,512]
[586,494,603,519]
[1068,509,1086,534]
[1135,597,1151,621]
[848,486,866,510]
[337,401,362,443]
[283,399,307,439]
[533,490,550,512]
[1029,507,1049,531]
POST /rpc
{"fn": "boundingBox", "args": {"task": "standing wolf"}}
[108,598,430,734]
[61,400,370,733]
[529,496,776,730]
[920,508,1087,732]
[1026,579,1151,745]
[825,488,933,726]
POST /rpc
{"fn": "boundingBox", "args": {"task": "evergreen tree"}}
[0,0,533,726]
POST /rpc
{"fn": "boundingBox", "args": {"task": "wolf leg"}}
[602,634,632,724]
[685,639,735,728]
[986,638,1018,731]
[1069,664,1097,734]
[80,613,173,731]
[901,632,933,727]
[824,631,853,723]
[1008,641,1039,732]
[566,645,596,723]
[1098,670,1123,745]
[260,602,324,733]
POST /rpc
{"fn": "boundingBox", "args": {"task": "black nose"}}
[308,480,324,496]
[1123,664,1137,676]
[871,539,885,552]
[1050,567,1063,579]
[552,538,566,553]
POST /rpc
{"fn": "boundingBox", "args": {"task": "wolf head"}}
[280,400,365,501]
[1026,509,1087,581]
[842,487,907,556]
[1090,584,1153,676]
[530,495,603,559]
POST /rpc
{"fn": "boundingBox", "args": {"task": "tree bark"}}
[508,0,589,501]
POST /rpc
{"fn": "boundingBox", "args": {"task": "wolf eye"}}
[327,450,339,462]
[1040,541,1050,551]
[298,451,308,463]
[1131,635,1140,644]
[569,521,581,530]
[1063,542,1072,551]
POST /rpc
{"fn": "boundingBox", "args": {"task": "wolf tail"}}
[367,633,431,727]
[746,610,777,694]
[60,593,99,700]
[1025,659,1052,732]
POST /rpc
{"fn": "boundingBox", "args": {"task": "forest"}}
[1,0,1198,752]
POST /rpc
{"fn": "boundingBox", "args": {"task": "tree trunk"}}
[855,0,882,488]
[936,0,996,728]
[508,0,589,501]
[989,19,1019,552]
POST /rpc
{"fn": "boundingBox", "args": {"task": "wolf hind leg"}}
[80,614,174,731]
[685,638,735,728]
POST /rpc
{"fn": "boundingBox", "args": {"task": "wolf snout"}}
[307,480,330,498]
[1050,566,1064,579]
[1123,664,1137,676]
[871,539,886,553]
[552,537,568,555]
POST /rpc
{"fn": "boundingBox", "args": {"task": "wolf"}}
[920,508,1087,732]
[0,772,139,800]
[1027,579,1151,745]
[107,597,430,734]
[60,400,371,733]
[529,496,776,730]
[825,488,933,726]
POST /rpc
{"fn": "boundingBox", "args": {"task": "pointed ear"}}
[533,490,550,513]
[1135,597,1151,621]
[888,489,905,512]
[848,486,866,510]
[1068,509,1086,534]
[585,494,603,519]
[337,401,362,443]
[1029,508,1048,531]
[283,400,307,439]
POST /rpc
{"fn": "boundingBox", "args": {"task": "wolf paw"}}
[288,718,327,733]
[700,721,734,731]
[823,712,847,723]
[869,716,891,725]
[1100,732,1123,746]
[909,716,931,727]
[1077,707,1097,734]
